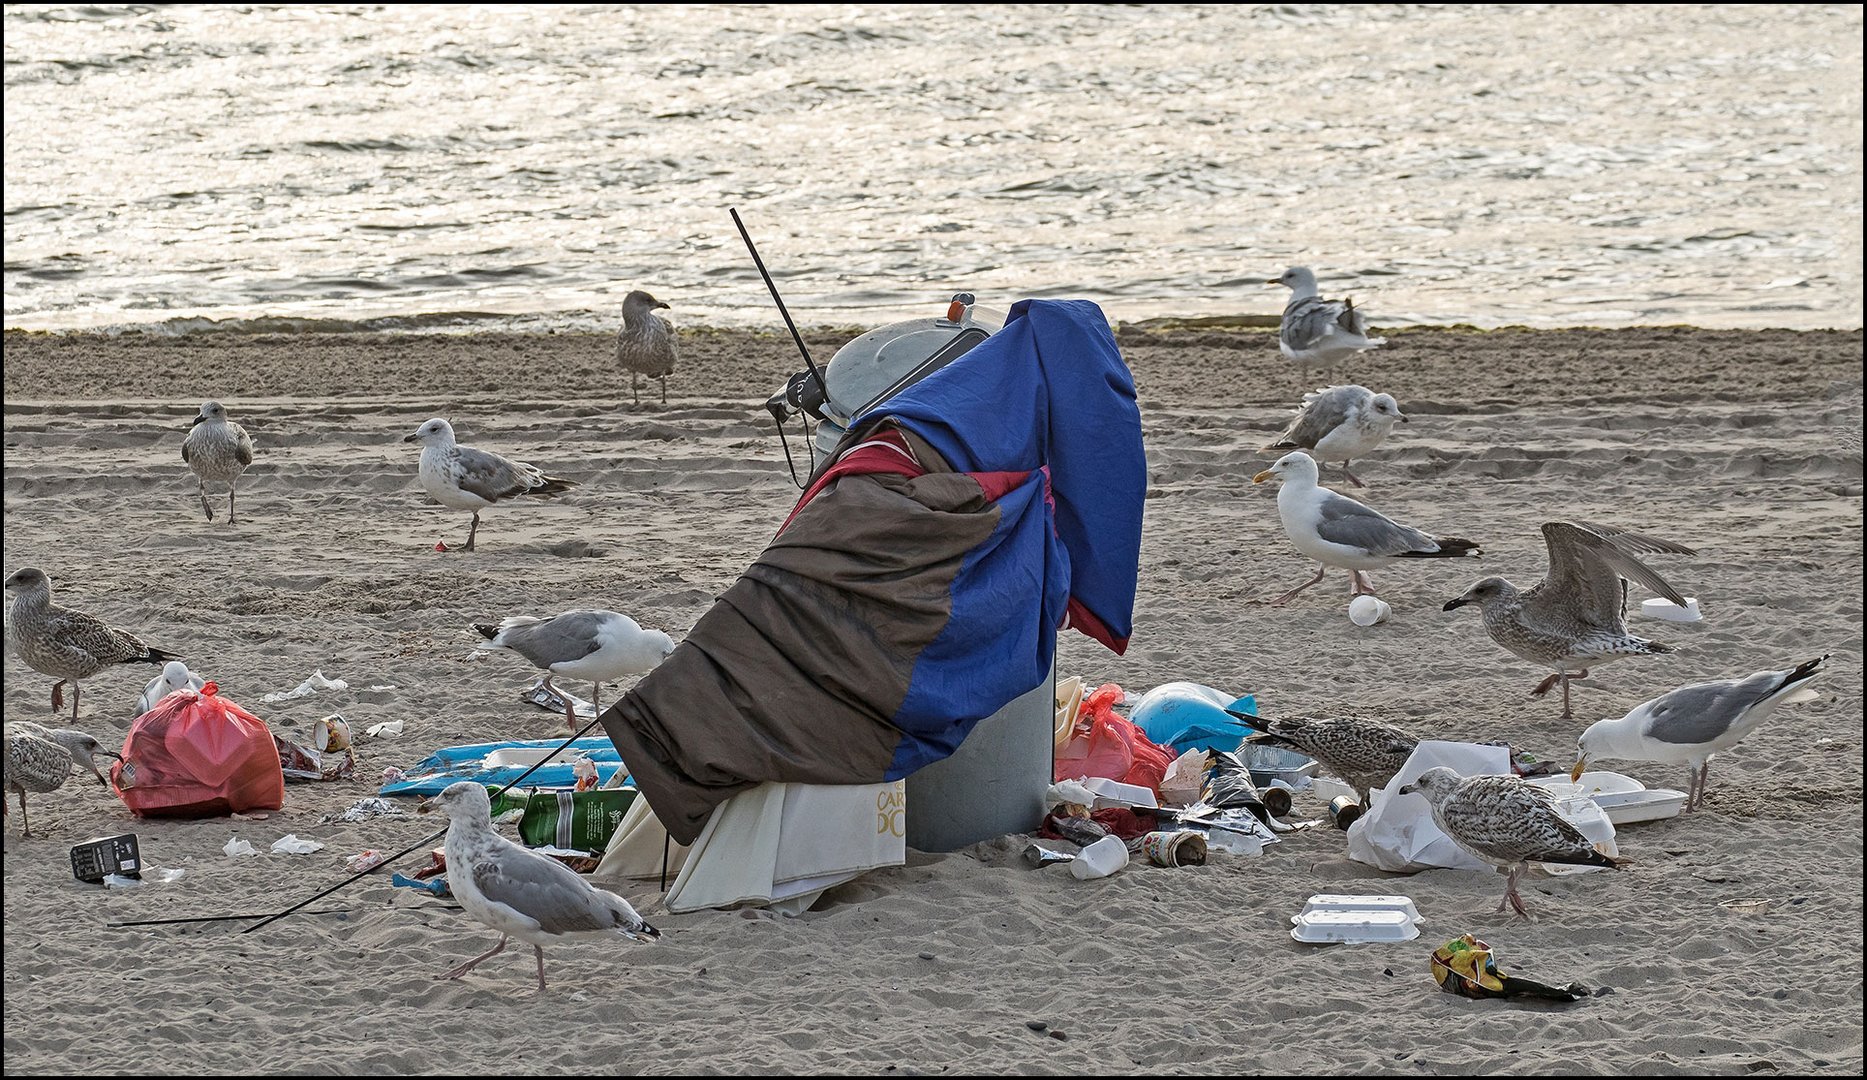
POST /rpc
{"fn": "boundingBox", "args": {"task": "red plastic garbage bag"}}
[112,681,284,817]
[1054,683,1174,795]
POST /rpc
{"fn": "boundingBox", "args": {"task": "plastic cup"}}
[1348,595,1392,626]
[1069,834,1130,879]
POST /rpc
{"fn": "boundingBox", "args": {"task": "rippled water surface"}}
[4,4,1861,332]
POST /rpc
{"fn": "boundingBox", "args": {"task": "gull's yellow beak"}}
[417,798,436,814]
[1264,278,1282,285]
[1252,469,1274,483]
[1569,757,1587,783]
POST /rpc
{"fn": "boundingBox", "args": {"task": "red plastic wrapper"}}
[111,681,285,817]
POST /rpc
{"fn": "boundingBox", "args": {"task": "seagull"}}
[136,660,205,716]
[1262,384,1406,488]
[1398,766,1623,918]
[616,289,677,405]
[403,418,577,552]
[1573,654,1827,812]
[1443,521,1696,720]
[418,781,659,990]
[180,400,256,523]
[4,721,120,836]
[1251,451,1481,605]
[5,567,182,721]
[1268,267,1386,384]
[473,610,675,730]
[1244,716,1417,806]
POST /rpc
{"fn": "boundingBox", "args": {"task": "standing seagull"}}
[403,419,577,553]
[1444,521,1696,719]
[5,567,182,721]
[1245,716,1417,807]
[616,289,676,405]
[474,609,675,730]
[1262,384,1407,488]
[1268,267,1386,385]
[1399,767,1624,918]
[180,400,256,523]
[1252,451,1481,605]
[4,721,120,836]
[419,781,658,990]
[1573,655,1827,812]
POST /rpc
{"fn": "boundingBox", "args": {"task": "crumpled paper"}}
[224,837,260,857]
[366,719,404,739]
[270,834,325,855]
[263,669,350,703]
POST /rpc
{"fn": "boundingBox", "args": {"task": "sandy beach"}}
[2,324,1862,1075]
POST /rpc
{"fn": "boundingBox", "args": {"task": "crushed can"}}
[71,834,142,884]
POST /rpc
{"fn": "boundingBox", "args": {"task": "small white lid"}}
[1640,596,1702,622]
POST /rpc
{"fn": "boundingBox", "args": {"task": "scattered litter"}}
[146,867,186,884]
[325,797,407,824]
[573,758,599,791]
[346,850,388,872]
[270,834,325,855]
[523,676,597,720]
[1291,910,1418,944]
[362,684,398,693]
[263,669,350,703]
[380,766,407,784]
[1068,834,1129,880]
[70,834,142,883]
[1140,829,1207,867]
[224,837,259,857]
[1431,934,1588,1001]
[365,719,405,739]
[102,873,143,889]
[392,872,450,897]
[276,714,359,782]
[1021,843,1075,868]
[1719,897,1778,915]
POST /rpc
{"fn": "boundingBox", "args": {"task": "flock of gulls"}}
[1248,267,1830,915]
[0,269,1838,986]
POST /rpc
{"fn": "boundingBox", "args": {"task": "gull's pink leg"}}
[437,934,508,981]
[535,945,549,991]
[1350,569,1377,595]
[1263,565,1327,607]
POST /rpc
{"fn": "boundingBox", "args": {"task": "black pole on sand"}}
[235,713,610,934]
[729,207,828,398]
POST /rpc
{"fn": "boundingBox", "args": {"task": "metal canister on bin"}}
[1329,796,1363,831]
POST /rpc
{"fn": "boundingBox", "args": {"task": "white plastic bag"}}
[1346,741,1511,873]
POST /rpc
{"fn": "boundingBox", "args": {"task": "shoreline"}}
[5,326,1863,410]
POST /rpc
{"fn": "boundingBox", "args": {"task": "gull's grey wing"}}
[1537,521,1693,622]
[498,610,609,669]
[1313,490,1439,555]
[450,445,549,503]
[1641,671,1783,746]
[471,844,643,937]
[234,424,254,467]
[1268,385,1365,449]
[1281,296,1353,352]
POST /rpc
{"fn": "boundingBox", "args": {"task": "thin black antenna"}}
[731,207,827,394]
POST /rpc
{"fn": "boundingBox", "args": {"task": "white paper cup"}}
[1348,595,1392,626]
[1069,834,1130,879]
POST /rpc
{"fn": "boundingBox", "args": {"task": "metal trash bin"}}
[905,668,1055,853]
